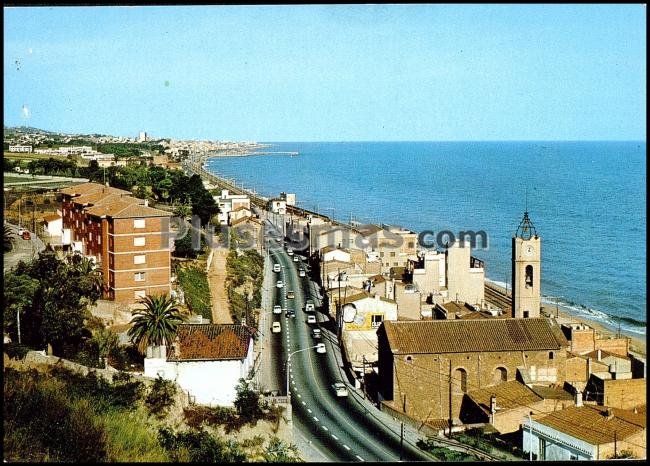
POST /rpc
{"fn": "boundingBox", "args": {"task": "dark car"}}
[285,309,296,318]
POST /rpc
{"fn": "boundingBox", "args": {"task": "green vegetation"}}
[4,225,13,251]
[127,294,186,353]
[173,229,208,259]
[225,248,264,324]
[455,429,494,454]
[416,439,479,461]
[145,375,177,419]
[176,265,212,320]
[3,251,102,357]
[157,427,247,462]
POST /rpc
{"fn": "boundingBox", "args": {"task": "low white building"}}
[144,324,255,406]
[523,404,646,460]
[268,198,287,215]
[9,145,32,153]
[321,246,352,263]
[41,213,63,237]
[214,189,251,225]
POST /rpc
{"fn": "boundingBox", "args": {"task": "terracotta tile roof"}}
[529,385,574,401]
[73,192,138,207]
[466,380,543,414]
[535,405,646,445]
[459,311,503,320]
[332,291,397,306]
[42,213,62,223]
[440,301,475,316]
[230,216,263,226]
[583,349,631,361]
[168,324,252,361]
[369,274,387,283]
[321,245,350,254]
[382,318,569,354]
[85,199,171,218]
[60,182,131,197]
[230,205,251,213]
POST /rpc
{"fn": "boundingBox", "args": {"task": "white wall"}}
[523,420,595,460]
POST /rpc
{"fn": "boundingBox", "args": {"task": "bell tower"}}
[511,210,541,318]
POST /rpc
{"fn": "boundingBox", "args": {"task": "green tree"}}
[145,375,177,418]
[4,225,14,252]
[127,294,185,353]
[173,200,193,221]
[263,437,303,463]
[233,378,261,422]
[92,327,119,368]
[3,272,40,342]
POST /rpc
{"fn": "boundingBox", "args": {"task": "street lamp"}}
[286,346,319,397]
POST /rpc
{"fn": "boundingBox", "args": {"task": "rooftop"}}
[466,380,543,413]
[535,404,646,445]
[168,324,253,361]
[60,181,131,197]
[381,318,569,354]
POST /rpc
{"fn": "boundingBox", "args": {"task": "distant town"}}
[3,126,646,462]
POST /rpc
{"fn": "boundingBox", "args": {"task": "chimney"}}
[490,395,497,414]
[144,199,149,207]
[597,349,602,360]
[606,407,614,420]
[575,391,583,407]
[633,406,638,414]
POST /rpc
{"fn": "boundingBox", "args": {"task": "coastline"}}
[196,154,646,359]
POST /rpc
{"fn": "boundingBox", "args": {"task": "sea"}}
[205,141,646,336]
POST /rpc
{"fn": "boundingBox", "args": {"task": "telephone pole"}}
[448,359,453,438]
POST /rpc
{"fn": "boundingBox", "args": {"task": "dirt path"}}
[207,247,233,324]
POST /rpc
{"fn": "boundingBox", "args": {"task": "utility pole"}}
[614,430,617,458]
[448,359,453,438]
[362,355,366,399]
[399,422,404,461]
[529,413,533,461]
[16,309,21,344]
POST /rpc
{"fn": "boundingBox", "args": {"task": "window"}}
[525,265,533,288]
[407,241,414,249]
[89,232,93,241]
[570,454,578,461]
[393,262,398,267]
[134,289,146,299]
[549,351,554,360]
[523,311,530,318]
[371,314,383,328]
[134,218,145,229]
[494,367,508,384]
[134,272,146,282]
[380,252,384,257]
[454,368,468,393]
[390,251,396,257]
[134,254,146,265]
[133,237,145,246]
[97,236,101,245]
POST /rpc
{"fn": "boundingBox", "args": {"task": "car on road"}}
[298,268,306,277]
[286,290,295,299]
[285,309,295,318]
[273,263,281,272]
[276,280,284,288]
[271,322,281,333]
[273,305,282,314]
[315,343,326,354]
[311,328,322,339]
[293,256,299,262]
[304,301,315,312]
[286,248,294,256]
[306,315,316,324]
[332,382,349,397]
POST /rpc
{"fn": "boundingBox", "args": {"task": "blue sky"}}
[3,5,646,141]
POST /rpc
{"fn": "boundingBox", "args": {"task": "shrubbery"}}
[177,265,212,320]
[158,427,247,462]
[145,375,177,418]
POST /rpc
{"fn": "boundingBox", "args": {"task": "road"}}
[3,222,46,272]
[265,224,434,462]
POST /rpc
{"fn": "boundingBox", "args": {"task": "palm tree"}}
[67,254,103,302]
[127,294,185,354]
[3,225,14,252]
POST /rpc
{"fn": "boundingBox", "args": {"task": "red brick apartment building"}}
[60,182,173,303]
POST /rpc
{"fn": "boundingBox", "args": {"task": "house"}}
[228,205,252,225]
[560,322,630,357]
[41,213,63,237]
[376,318,569,425]
[214,190,250,225]
[144,324,255,406]
[59,182,173,303]
[268,198,286,215]
[522,404,646,460]
[321,246,352,263]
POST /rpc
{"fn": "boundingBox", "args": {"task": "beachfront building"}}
[522,404,646,460]
[59,182,173,303]
[512,211,541,318]
[144,324,255,406]
[214,189,251,225]
[268,198,287,215]
[377,318,570,427]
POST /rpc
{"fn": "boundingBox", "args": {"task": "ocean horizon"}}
[206,140,646,336]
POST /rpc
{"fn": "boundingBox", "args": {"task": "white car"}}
[287,249,294,256]
[332,382,349,397]
[298,269,306,277]
[276,280,284,288]
[271,322,281,333]
[273,305,282,314]
[307,315,316,324]
[273,263,281,273]
[293,256,299,262]
[315,343,326,354]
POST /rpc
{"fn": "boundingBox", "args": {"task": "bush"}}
[3,343,31,360]
[145,375,177,418]
[158,427,246,462]
[177,265,211,320]
[108,344,144,372]
[234,378,261,422]
[183,405,237,430]
[102,408,170,462]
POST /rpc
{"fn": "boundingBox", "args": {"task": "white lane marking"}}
[307,408,312,413]
[331,434,338,440]
[313,416,319,421]
[321,425,328,431]
[355,455,364,461]
[291,380,295,385]
[301,401,306,405]
[296,393,301,398]
[343,444,350,451]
